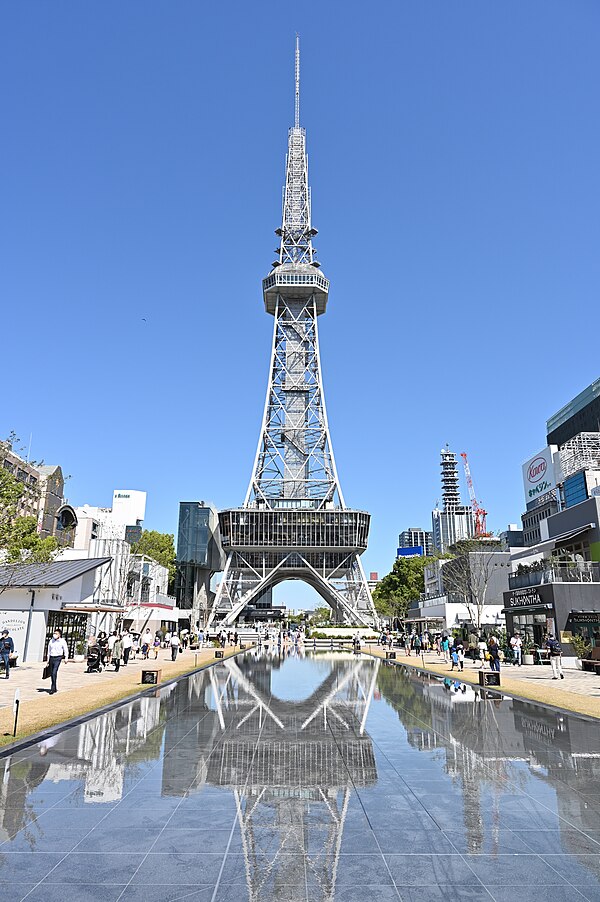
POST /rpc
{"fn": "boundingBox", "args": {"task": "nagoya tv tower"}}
[207,38,376,628]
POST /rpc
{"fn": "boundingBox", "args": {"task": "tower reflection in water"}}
[161,651,380,900]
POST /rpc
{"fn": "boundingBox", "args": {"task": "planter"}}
[73,654,85,663]
[575,658,583,671]
[523,654,535,666]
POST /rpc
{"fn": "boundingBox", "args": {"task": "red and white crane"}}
[460,451,488,537]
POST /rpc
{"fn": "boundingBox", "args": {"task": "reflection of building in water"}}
[378,663,600,876]
[0,756,51,843]
[162,653,379,901]
[38,694,165,803]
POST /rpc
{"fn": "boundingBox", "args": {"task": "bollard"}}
[12,689,20,737]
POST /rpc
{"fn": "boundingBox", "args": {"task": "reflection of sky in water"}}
[270,656,332,700]
[0,653,599,898]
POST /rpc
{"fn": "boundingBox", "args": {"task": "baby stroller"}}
[86,646,103,673]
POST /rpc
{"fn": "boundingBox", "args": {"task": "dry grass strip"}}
[0,646,248,749]
[363,644,600,720]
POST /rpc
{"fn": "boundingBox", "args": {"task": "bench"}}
[536,648,551,666]
[581,647,600,673]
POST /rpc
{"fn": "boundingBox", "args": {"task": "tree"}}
[373,556,431,622]
[0,463,58,597]
[131,530,176,592]
[442,538,503,630]
[311,606,332,626]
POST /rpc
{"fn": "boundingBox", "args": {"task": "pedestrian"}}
[170,632,180,661]
[488,637,501,673]
[450,648,459,671]
[233,631,238,646]
[441,636,450,663]
[164,630,171,649]
[153,635,161,659]
[198,629,205,647]
[47,628,69,694]
[545,634,564,680]
[113,634,124,672]
[0,629,14,679]
[142,629,153,659]
[414,634,422,655]
[510,633,523,666]
[122,630,132,666]
[132,636,140,660]
[404,633,411,656]
[457,646,464,672]
[107,630,118,665]
[478,636,488,668]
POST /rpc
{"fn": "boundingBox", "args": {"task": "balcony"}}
[509,561,600,590]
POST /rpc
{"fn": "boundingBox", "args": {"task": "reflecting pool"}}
[1,651,600,901]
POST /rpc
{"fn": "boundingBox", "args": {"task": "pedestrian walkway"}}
[0,644,247,748]
[364,645,600,719]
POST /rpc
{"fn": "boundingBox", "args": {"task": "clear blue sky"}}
[2,2,600,590]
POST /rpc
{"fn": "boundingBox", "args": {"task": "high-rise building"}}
[176,501,224,628]
[398,528,433,558]
[547,377,600,446]
[431,447,474,553]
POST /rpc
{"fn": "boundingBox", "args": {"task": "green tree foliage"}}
[311,606,332,625]
[372,555,431,620]
[132,530,176,589]
[0,467,57,564]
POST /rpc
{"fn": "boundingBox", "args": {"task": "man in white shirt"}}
[47,629,69,694]
[169,632,180,662]
[122,631,133,666]
[510,633,523,666]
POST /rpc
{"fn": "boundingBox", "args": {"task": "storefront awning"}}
[62,604,125,613]
[501,603,553,614]
[550,522,596,545]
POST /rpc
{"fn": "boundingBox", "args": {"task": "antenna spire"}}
[294,34,300,128]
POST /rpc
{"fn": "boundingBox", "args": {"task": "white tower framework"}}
[207,39,376,628]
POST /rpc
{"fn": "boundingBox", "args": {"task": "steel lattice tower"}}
[207,39,376,628]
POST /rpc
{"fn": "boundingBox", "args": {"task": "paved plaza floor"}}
[1,650,599,901]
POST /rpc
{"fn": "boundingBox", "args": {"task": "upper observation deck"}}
[263,263,329,315]
[219,508,370,553]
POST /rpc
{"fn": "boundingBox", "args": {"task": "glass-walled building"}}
[176,502,224,627]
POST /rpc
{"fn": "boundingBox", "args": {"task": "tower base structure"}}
[209,509,374,627]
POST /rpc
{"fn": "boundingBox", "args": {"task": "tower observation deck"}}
[207,38,376,628]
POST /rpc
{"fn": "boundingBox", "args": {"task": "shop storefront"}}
[503,582,600,656]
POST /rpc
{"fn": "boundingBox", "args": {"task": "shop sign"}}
[568,612,600,624]
[0,611,28,635]
[522,446,558,503]
[506,585,553,608]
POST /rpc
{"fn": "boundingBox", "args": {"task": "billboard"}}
[397,546,424,558]
[522,447,558,504]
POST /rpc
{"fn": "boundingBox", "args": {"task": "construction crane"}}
[460,452,488,537]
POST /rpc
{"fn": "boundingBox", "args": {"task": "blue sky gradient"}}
[2,1,599,587]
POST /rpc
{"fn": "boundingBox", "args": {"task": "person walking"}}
[0,629,14,678]
[545,634,564,680]
[198,629,205,648]
[488,637,501,673]
[47,629,69,694]
[510,633,523,666]
[142,629,153,659]
[169,632,180,661]
[153,635,161,659]
[457,646,465,672]
[107,630,118,665]
[122,631,132,666]
[477,636,488,668]
[450,648,459,671]
[441,635,450,663]
[112,634,124,672]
